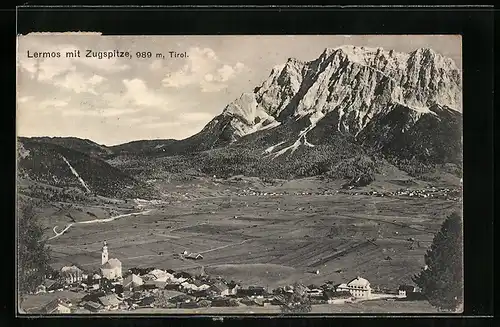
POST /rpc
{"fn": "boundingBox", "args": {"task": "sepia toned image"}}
[16,34,463,315]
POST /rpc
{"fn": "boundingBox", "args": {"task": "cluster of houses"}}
[237,189,288,197]
[235,185,460,202]
[236,189,346,198]
[339,186,460,201]
[32,242,423,314]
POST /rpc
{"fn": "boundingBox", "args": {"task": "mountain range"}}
[17,45,462,198]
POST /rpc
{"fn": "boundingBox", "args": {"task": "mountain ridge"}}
[17,46,462,190]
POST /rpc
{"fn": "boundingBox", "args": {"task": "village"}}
[26,241,425,314]
[235,185,461,201]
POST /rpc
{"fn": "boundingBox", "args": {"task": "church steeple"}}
[102,240,108,265]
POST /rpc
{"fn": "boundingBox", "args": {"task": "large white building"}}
[100,241,122,280]
[336,276,372,299]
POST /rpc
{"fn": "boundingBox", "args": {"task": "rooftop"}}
[102,258,122,269]
[347,277,370,288]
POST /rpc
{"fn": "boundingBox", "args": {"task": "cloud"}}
[200,82,227,93]
[54,73,106,95]
[61,107,140,118]
[122,78,168,107]
[18,96,34,103]
[216,63,246,82]
[18,55,76,82]
[39,98,70,110]
[18,41,130,90]
[149,59,163,71]
[140,121,183,129]
[162,47,247,92]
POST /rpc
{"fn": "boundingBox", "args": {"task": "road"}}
[47,209,153,241]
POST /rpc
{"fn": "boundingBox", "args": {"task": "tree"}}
[279,283,312,314]
[18,202,52,295]
[412,211,463,311]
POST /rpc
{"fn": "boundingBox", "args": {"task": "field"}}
[42,176,460,292]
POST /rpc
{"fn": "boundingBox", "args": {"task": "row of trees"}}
[18,203,52,296]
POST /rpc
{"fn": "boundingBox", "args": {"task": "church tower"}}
[102,241,109,265]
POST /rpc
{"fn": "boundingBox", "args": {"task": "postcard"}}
[16,34,463,315]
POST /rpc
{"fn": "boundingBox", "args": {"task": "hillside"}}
[17,138,153,199]
[24,136,113,159]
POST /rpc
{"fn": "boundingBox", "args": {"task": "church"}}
[100,241,122,280]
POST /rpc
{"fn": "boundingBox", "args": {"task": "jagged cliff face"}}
[202,45,461,163]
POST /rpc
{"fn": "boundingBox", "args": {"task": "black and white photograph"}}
[16,34,463,314]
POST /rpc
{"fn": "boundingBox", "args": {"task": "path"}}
[48,209,153,241]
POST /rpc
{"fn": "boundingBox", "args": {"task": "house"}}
[144,269,173,282]
[173,271,192,279]
[210,281,229,296]
[40,298,72,314]
[398,285,418,297]
[123,273,143,291]
[129,267,155,276]
[191,289,211,298]
[82,291,106,303]
[98,294,121,310]
[185,252,203,260]
[306,288,324,297]
[237,286,267,297]
[35,284,46,294]
[169,276,188,284]
[192,279,210,291]
[40,279,63,293]
[323,290,352,303]
[336,277,372,299]
[143,280,167,290]
[83,301,102,312]
[137,296,155,308]
[181,280,208,292]
[165,283,182,291]
[226,281,240,295]
[60,265,83,284]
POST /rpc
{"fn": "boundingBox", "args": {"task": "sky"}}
[17,34,461,146]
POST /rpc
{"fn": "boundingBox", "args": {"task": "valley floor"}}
[41,176,460,293]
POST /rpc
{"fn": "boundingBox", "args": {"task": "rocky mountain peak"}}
[204,45,462,153]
